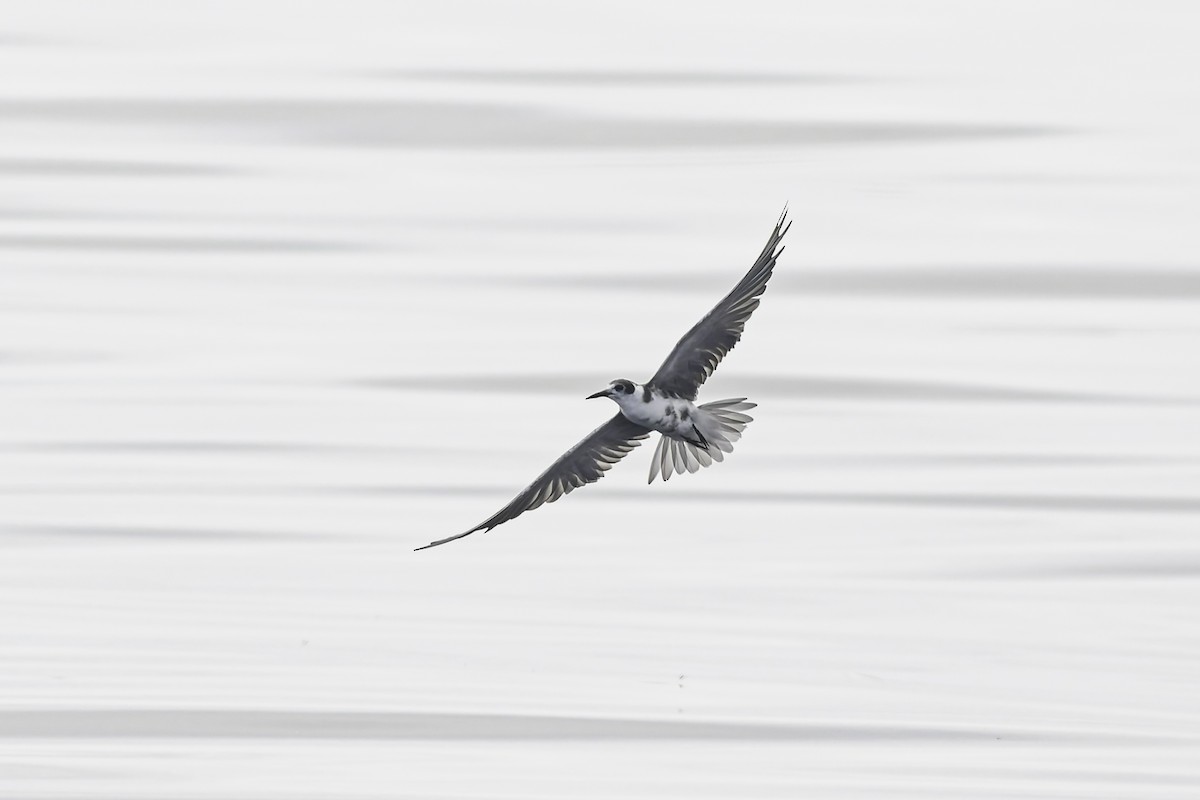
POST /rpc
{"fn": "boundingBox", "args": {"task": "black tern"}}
[418,209,790,550]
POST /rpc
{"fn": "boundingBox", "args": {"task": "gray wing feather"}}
[647,209,790,400]
[417,413,651,549]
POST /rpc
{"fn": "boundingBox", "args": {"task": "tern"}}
[418,209,790,550]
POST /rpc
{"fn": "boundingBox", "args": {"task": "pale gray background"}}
[2,1,1199,797]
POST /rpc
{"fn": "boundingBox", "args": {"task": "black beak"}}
[586,389,609,400]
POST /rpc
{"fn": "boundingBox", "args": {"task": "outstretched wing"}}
[648,209,790,400]
[417,413,651,550]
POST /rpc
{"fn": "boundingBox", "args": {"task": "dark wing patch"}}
[647,209,790,400]
[417,413,651,549]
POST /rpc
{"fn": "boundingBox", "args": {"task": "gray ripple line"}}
[353,373,1191,406]
[0,99,1059,149]
[0,709,1155,745]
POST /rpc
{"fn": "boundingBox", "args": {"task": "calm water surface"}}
[2,2,1199,797]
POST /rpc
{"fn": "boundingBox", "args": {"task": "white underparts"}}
[647,398,755,483]
[607,383,755,484]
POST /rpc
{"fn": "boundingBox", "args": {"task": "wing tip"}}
[421,416,648,550]
[774,205,792,243]
[415,524,487,551]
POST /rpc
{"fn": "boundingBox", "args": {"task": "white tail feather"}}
[648,398,756,483]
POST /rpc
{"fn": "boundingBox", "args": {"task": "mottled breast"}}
[638,394,694,436]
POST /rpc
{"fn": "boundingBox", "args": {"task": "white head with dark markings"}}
[586,378,643,407]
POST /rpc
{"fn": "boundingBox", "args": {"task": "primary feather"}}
[648,209,790,400]
[417,414,650,549]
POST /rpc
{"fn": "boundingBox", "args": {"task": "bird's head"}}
[587,378,639,403]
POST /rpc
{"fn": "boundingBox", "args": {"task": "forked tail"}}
[647,399,756,483]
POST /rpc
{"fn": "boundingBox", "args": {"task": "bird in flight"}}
[417,209,790,550]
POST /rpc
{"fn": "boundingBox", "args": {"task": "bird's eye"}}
[614,384,625,393]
